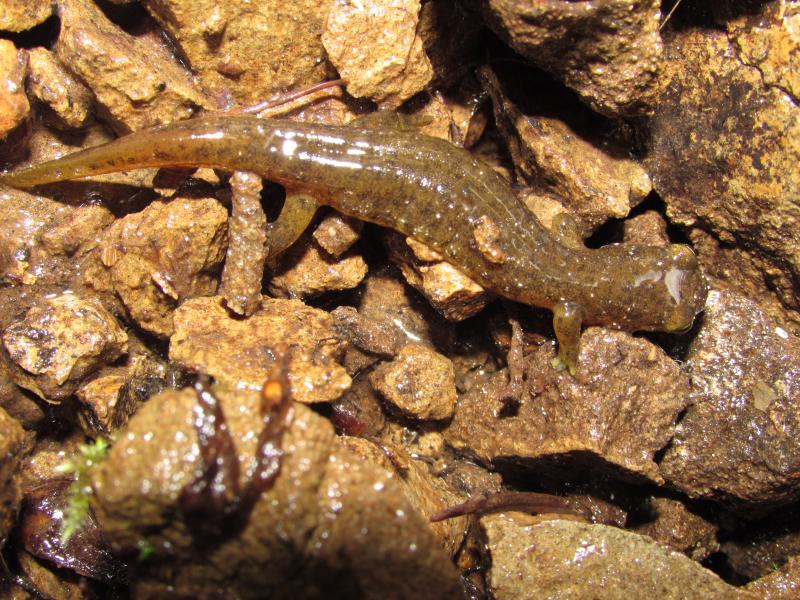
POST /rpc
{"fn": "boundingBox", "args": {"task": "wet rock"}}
[0,188,71,286]
[623,210,670,247]
[40,204,114,259]
[341,436,468,559]
[312,212,362,258]
[56,0,209,133]
[356,267,453,350]
[481,0,665,117]
[13,549,86,599]
[85,197,228,337]
[660,290,800,510]
[722,517,800,583]
[0,0,53,33]
[632,497,719,561]
[142,0,331,106]
[482,514,744,599]
[417,0,485,91]
[92,385,461,598]
[370,342,457,421]
[170,296,350,404]
[0,406,26,542]
[323,0,433,107]
[446,328,691,484]
[0,359,45,428]
[384,231,490,322]
[75,348,171,436]
[648,13,800,331]
[330,372,387,437]
[27,48,93,130]
[330,305,405,361]
[481,67,652,233]
[3,292,128,401]
[0,40,29,138]
[745,555,800,600]
[268,228,368,299]
[219,171,267,317]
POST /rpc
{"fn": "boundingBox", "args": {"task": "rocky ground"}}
[1,0,799,598]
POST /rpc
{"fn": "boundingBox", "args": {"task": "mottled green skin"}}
[0,115,707,369]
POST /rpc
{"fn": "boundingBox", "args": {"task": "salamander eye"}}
[669,244,698,270]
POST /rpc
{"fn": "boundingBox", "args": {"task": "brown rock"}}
[219,170,267,316]
[648,15,800,332]
[269,228,368,299]
[2,292,128,401]
[0,40,29,138]
[87,197,228,337]
[384,231,490,322]
[445,328,691,484]
[633,497,719,561]
[481,66,652,233]
[623,210,670,247]
[323,0,433,107]
[482,515,744,599]
[0,0,53,33]
[312,211,362,258]
[721,512,800,582]
[142,0,332,106]
[13,549,85,599]
[40,204,114,258]
[370,342,457,421]
[330,372,386,437]
[0,406,26,542]
[55,0,209,133]
[659,290,800,510]
[170,296,350,404]
[481,0,666,117]
[341,436,468,559]
[745,555,800,600]
[0,188,71,286]
[26,47,93,129]
[92,385,461,598]
[0,358,45,428]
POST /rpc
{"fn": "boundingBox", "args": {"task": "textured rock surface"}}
[0,40,29,138]
[482,514,744,599]
[143,0,332,105]
[85,197,228,337]
[170,296,350,404]
[56,0,209,132]
[268,228,368,299]
[323,0,432,107]
[481,67,652,233]
[632,497,719,562]
[660,290,800,510]
[648,9,800,332]
[93,386,461,598]
[0,406,26,542]
[481,0,665,116]
[384,231,490,321]
[3,293,128,401]
[446,328,691,483]
[0,0,52,33]
[26,47,93,129]
[370,342,457,420]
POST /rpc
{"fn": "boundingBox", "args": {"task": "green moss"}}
[55,437,109,544]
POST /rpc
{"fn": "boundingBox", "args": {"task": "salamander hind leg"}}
[550,212,585,250]
[552,301,585,376]
[266,192,319,266]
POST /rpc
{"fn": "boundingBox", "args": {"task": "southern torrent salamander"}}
[0,114,707,372]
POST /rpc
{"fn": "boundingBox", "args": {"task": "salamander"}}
[0,114,707,372]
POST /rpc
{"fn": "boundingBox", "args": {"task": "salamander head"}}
[601,243,708,334]
[660,244,708,333]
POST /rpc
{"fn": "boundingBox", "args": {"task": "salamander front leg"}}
[266,192,319,266]
[552,301,585,375]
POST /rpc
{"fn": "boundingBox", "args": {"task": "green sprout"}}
[55,437,110,544]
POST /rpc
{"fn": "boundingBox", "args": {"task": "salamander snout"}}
[663,244,708,333]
